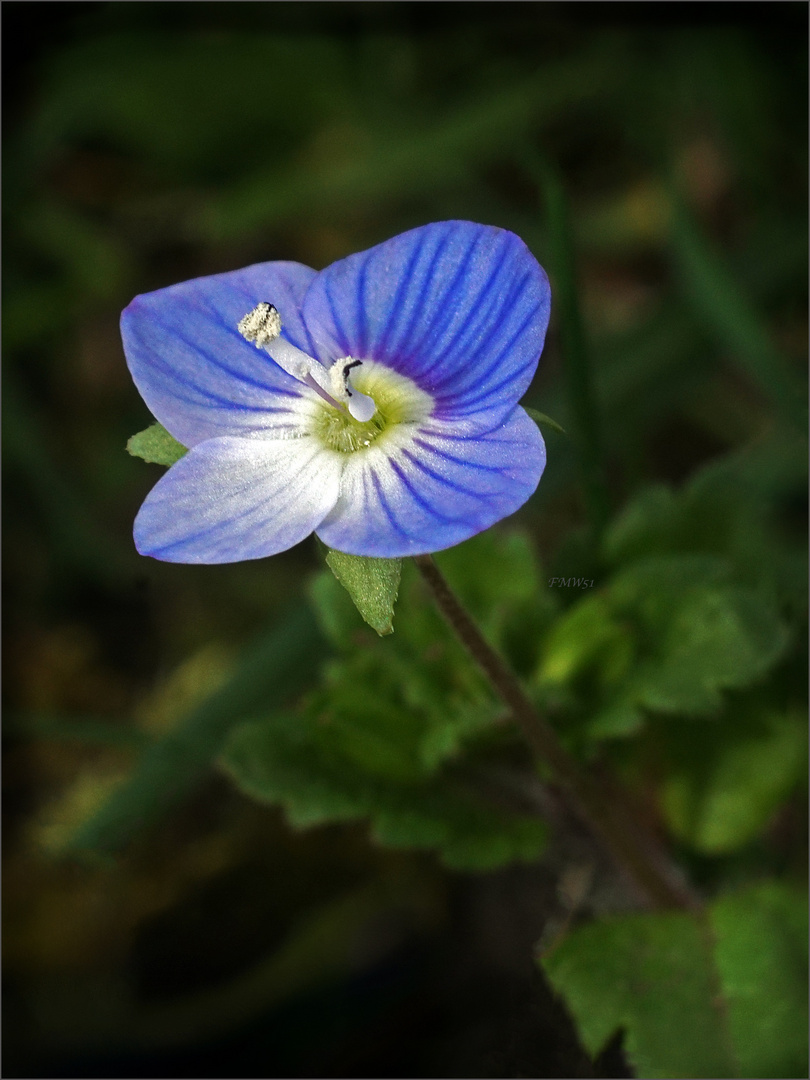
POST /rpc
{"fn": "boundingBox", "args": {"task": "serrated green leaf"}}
[544,909,730,1078]
[325,549,401,636]
[126,422,188,467]
[603,435,808,613]
[524,406,567,435]
[222,528,549,868]
[221,713,546,871]
[543,883,809,1079]
[309,553,507,782]
[632,582,788,717]
[711,884,809,1078]
[632,587,789,715]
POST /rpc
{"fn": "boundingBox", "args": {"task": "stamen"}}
[237,302,281,347]
[238,304,377,422]
[238,303,344,409]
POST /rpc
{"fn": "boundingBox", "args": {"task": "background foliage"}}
[4,3,807,1077]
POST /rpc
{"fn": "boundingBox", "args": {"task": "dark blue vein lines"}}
[388,228,460,366]
[374,235,429,358]
[399,449,502,502]
[411,438,517,475]
[411,231,485,361]
[427,247,519,374]
[353,252,372,358]
[141,306,294,399]
[388,460,482,527]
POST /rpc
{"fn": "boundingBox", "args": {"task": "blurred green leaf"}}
[222,711,546,871]
[223,529,552,868]
[711,883,809,1079]
[605,434,809,612]
[435,530,549,651]
[307,557,502,783]
[543,882,808,1078]
[611,558,789,715]
[544,909,730,1078]
[538,594,632,689]
[661,706,807,853]
[127,422,188,467]
[536,555,790,740]
[539,435,806,741]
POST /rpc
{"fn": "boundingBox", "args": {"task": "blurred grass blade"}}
[526,148,611,542]
[670,194,807,431]
[63,603,327,859]
[5,713,151,749]
[199,50,622,241]
[3,374,132,583]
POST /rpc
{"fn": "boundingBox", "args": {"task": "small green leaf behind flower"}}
[525,406,567,436]
[127,422,188,466]
[325,549,401,636]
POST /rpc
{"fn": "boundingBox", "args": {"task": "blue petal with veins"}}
[122,221,551,563]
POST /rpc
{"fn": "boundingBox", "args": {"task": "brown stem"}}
[414,554,699,911]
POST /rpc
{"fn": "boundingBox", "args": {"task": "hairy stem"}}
[415,553,698,911]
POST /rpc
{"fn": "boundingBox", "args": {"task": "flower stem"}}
[414,554,699,912]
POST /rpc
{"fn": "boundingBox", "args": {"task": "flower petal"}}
[300,221,551,422]
[122,261,318,447]
[134,436,342,564]
[315,406,545,557]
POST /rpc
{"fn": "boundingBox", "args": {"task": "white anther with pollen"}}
[238,303,377,422]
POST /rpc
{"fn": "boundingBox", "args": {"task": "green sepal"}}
[524,407,567,435]
[325,549,402,636]
[127,422,188,466]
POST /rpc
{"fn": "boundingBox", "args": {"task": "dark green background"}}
[3,3,806,1077]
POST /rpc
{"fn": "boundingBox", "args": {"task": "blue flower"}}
[122,220,550,562]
